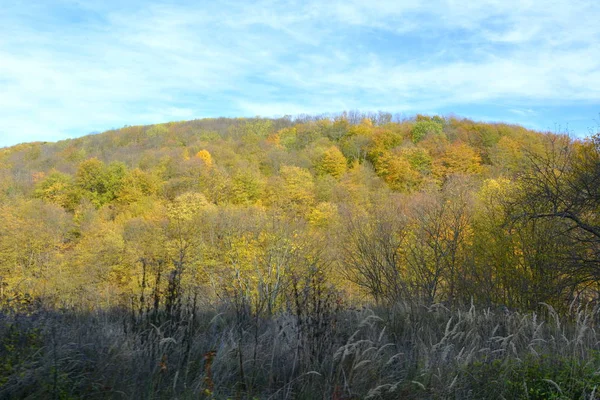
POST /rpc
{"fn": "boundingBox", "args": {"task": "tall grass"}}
[2,302,600,399]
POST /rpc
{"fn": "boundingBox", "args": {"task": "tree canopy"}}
[0,113,597,312]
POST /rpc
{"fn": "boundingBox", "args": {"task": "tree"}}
[316,146,347,178]
[75,158,127,207]
[146,124,169,137]
[0,200,71,305]
[195,150,213,167]
[269,166,315,216]
[400,146,433,174]
[229,170,264,205]
[308,202,338,228]
[411,119,443,143]
[116,168,161,206]
[490,136,525,173]
[163,192,214,319]
[433,142,482,181]
[375,152,422,192]
[33,170,75,209]
[517,134,600,289]
[403,179,474,304]
[341,200,410,304]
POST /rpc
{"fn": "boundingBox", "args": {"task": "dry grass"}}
[2,302,600,399]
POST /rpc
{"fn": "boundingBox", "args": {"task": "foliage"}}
[195,149,213,166]
[1,113,600,397]
[412,118,444,143]
[316,145,347,178]
[0,113,597,316]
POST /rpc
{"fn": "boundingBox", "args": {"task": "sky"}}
[1,0,599,148]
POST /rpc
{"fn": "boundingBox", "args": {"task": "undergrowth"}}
[2,302,600,399]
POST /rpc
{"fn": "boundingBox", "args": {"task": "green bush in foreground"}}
[463,354,600,399]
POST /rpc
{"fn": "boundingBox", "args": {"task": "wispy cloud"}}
[509,108,536,117]
[0,0,599,146]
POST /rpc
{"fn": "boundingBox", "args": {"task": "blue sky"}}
[1,0,599,147]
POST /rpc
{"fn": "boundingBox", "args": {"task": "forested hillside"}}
[0,113,598,310]
[1,113,600,399]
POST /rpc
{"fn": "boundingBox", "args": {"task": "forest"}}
[1,112,599,399]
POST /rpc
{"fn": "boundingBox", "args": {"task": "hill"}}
[1,113,600,398]
[0,113,597,311]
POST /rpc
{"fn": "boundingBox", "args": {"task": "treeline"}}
[0,113,598,313]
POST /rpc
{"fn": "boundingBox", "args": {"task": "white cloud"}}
[509,108,536,116]
[0,0,599,146]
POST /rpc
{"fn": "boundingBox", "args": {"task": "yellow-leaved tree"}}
[196,149,213,167]
[316,146,347,178]
[268,165,316,216]
[433,142,483,181]
[374,150,422,192]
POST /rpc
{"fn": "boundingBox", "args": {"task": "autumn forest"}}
[1,113,600,399]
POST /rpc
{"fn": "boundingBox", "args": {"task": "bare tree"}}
[404,177,474,304]
[340,200,410,305]
[518,133,600,292]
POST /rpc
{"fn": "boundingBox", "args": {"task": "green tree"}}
[412,119,443,143]
[75,159,127,207]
